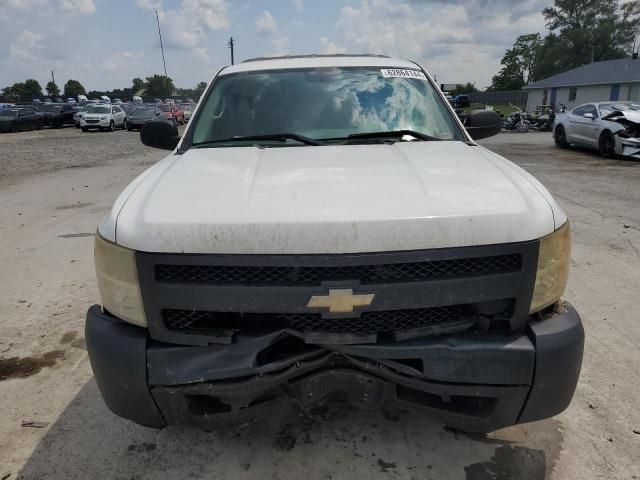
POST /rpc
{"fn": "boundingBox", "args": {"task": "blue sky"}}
[0,0,550,92]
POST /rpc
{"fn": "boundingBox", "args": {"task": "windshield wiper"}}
[192,133,325,147]
[344,130,443,142]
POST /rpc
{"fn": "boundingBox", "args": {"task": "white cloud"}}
[136,0,162,10]
[291,0,303,12]
[103,51,145,72]
[332,0,547,88]
[9,31,45,62]
[59,0,96,14]
[154,0,229,50]
[320,37,346,55]
[255,10,278,36]
[193,47,210,62]
[254,10,289,55]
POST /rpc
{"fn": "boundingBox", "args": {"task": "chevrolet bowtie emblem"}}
[307,289,375,313]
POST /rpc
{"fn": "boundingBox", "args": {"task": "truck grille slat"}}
[163,305,468,337]
[155,254,521,285]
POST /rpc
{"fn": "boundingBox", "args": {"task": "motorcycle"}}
[502,106,529,133]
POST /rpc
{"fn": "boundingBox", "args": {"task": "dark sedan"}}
[39,103,75,128]
[126,107,160,131]
[0,108,44,132]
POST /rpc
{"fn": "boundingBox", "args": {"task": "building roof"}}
[221,54,419,75]
[524,57,640,89]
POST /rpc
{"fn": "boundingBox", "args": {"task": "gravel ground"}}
[0,129,639,480]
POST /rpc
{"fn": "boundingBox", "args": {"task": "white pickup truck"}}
[86,54,583,433]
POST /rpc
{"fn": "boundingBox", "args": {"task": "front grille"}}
[85,119,99,123]
[155,254,521,286]
[163,305,467,338]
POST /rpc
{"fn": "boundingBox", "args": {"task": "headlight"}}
[94,234,147,326]
[100,116,107,120]
[530,222,570,314]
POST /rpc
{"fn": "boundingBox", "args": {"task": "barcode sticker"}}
[381,69,428,80]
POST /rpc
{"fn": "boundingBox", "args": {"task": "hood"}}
[603,110,640,123]
[105,141,562,254]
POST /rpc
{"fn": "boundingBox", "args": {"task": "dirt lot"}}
[0,128,639,480]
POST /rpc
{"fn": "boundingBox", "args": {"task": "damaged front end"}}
[604,109,640,158]
[86,243,584,433]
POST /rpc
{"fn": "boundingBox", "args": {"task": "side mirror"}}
[140,119,180,150]
[464,109,502,140]
[582,113,595,119]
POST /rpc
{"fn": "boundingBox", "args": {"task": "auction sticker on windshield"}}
[381,69,427,80]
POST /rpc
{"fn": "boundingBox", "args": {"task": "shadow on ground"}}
[16,378,564,480]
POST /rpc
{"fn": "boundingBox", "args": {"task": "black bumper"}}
[85,304,584,433]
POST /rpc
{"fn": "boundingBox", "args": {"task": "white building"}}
[524,57,640,111]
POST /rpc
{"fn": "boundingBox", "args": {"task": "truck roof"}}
[220,54,422,76]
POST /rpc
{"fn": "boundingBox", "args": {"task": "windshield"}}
[191,67,464,146]
[87,106,110,114]
[132,108,157,118]
[0,110,18,117]
[39,104,61,112]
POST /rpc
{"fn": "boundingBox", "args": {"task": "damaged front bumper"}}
[85,304,584,433]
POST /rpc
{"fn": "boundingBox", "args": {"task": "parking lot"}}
[0,128,639,480]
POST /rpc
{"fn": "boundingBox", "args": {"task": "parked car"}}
[73,105,89,127]
[87,54,582,434]
[126,107,160,131]
[39,103,75,127]
[0,103,16,111]
[0,108,44,132]
[454,94,470,108]
[181,103,194,121]
[553,101,640,158]
[81,104,127,131]
[158,103,184,125]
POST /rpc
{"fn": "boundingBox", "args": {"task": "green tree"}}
[46,81,60,97]
[63,79,87,98]
[491,33,543,90]
[3,79,43,99]
[194,81,208,99]
[542,0,640,67]
[132,77,145,92]
[450,83,479,96]
[144,74,175,98]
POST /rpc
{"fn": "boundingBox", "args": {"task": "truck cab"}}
[86,55,583,433]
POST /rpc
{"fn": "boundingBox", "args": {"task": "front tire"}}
[516,121,529,133]
[122,119,127,130]
[598,130,616,158]
[109,120,115,132]
[82,127,88,132]
[554,126,569,148]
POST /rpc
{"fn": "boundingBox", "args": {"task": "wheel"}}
[122,119,127,130]
[598,130,616,158]
[56,120,62,129]
[516,121,529,133]
[10,124,18,133]
[127,125,133,131]
[109,120,115,132]
[36,122,43,130]
[554,126,569,148]
[81,127,88,132]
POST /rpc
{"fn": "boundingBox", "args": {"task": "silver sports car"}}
[553,101,640,159]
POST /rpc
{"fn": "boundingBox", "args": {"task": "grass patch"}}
[464,103,521,117]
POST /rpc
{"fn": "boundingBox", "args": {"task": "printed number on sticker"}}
[381,69,427,80]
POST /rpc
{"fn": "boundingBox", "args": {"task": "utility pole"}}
[156,10,169,96]
[51,71,55,86]
[228,37,235,65]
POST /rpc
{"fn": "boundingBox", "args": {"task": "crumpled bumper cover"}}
[85,303,584,433]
